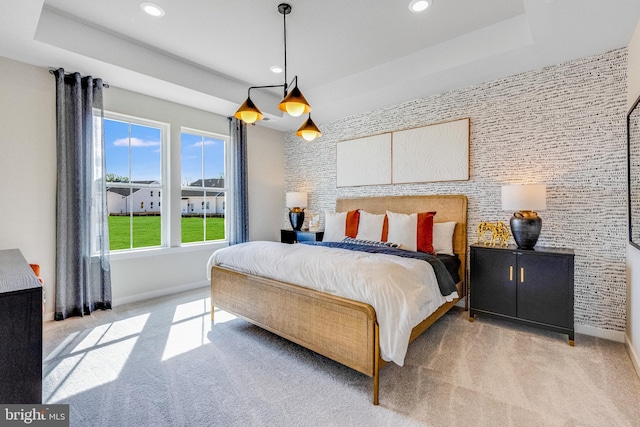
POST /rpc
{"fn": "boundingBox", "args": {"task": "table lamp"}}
[501,184,546,249]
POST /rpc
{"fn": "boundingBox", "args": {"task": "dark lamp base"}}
[510,211,542,249]
[289,210,305,231]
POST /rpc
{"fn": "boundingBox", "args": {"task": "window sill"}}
[109,241,229,261]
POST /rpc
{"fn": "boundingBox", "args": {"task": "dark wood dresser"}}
[0,249,42,403]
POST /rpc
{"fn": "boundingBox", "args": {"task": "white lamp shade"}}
[286,192,307,209]
[501,185,546,211]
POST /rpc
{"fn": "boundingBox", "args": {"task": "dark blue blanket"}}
[301,241,459,297]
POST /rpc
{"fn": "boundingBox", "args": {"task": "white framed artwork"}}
[392,118,469,184]
[336,133,392,187]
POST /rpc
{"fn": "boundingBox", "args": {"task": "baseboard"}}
[626,334,640,380]
[575,324,626,343]
[113,280,209,307]
[42,281,209,322]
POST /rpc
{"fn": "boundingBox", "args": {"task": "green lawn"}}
[108,216,225,250]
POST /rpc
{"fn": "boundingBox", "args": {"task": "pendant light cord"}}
[283,7,288,97]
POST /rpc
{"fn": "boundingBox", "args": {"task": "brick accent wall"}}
[285,48,628,332]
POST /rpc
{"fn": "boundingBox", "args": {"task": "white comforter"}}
[207,241,457,366]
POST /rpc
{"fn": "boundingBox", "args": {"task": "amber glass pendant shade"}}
[234,97,264,124]
[296,115,322,141]
[278,86,312,117]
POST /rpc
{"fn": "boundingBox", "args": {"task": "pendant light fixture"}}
[296,114,322,141]
[234,3,321,141]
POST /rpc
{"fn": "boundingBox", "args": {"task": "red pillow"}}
[345,210,360,238]
[416,212,435,254]
[381,215,389,242]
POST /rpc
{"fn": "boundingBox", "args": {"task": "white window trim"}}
[109,240,228,261]
[180,126,231,246]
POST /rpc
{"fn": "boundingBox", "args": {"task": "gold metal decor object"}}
[477,221,511,247]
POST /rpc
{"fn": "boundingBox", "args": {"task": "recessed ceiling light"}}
[269,65,284,74]
[409,0,432,13]
[140,2,165,17]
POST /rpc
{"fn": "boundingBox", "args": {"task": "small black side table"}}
[281,229,324,244]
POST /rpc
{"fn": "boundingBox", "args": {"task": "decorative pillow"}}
[385,211,418,251]
[416,211,436,254]
[345,210,360,238]
[433,222,456,255]
[384,211,436,253]
[323,211,347,242]
[356,210,386,241]
[341,236,401,248]
[323,210,359,242]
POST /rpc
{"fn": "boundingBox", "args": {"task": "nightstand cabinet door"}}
[517,252,573,329]
[470,247,516,317]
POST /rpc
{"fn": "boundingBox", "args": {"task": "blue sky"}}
[104,118,225,185]
[180,132,225,186]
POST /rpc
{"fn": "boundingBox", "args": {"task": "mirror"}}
[628,94,640,248]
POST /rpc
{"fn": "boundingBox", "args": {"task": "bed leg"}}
[211,305,215,322]
[373,324,380,405]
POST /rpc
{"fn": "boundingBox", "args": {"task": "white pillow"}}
[386,211,418,251]
[356,211,385,241]
[322,211,347,242]
[433,222,456,255]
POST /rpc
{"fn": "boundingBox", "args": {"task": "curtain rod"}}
[48,69,110,88]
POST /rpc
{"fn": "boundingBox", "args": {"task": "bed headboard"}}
[336,195,468,287]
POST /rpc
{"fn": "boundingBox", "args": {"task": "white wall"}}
[0,57,56,314]
[247,125,285,242]
[627,18,640,378]
[0,56,286,316]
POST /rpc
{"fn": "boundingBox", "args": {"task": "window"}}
[100,113,229,253]
[104,114,166,251]
[180,129,227,244]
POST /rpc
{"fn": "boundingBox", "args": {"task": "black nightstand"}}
[281,229,324,244]
[469,244,575,345]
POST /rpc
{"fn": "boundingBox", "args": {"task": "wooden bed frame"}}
[210,195,467,405]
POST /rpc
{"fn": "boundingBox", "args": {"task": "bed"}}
[209,194,467,404]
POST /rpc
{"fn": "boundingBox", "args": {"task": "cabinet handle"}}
[509,266,513,281]
[520,267,524,283]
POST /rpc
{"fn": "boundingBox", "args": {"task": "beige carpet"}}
[42,287,640,426]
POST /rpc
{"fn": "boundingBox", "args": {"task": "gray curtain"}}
[53,68,112,320]
[228,117,249,244]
